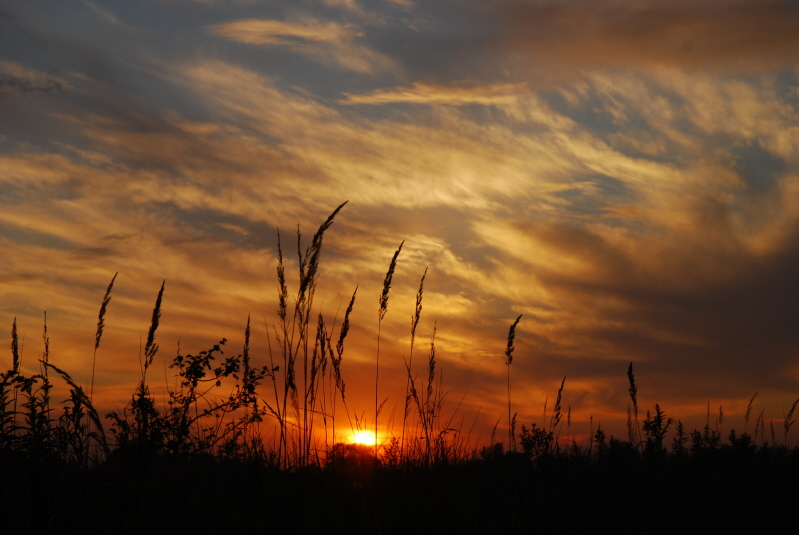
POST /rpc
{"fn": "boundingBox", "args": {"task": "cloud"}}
[0,61,69,98]
[82,1,120,25]
[178,60,579,212]
[209,17,394,73]
[341,81,526,106]
[490,0,799,74]
[3,20,799,436]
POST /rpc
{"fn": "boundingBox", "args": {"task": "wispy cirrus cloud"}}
[209,17,394,74]
[341,81,526,106]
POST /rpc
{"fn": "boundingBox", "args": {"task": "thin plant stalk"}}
[11,318,20,432]
[402,267,426,462]
[375,241,403,456]
[505,314,522,452]
[90,272,117,402]
[42,312,50,418]
[745,391,757,435]
[627,362,641,450]
[331,287,357,448]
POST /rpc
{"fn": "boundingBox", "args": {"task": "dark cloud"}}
[71,246,117,260]
[515,215,799,398]
[489,0,799,74]
[0,72,65,98]
[0,219,79,251]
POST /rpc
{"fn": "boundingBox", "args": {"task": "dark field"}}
[4,441,799,533]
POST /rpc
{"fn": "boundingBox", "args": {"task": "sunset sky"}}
[3,0,799,445]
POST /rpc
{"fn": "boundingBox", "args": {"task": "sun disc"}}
[351,431,376,446]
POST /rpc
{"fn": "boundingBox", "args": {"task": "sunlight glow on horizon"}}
[349,430,377,446]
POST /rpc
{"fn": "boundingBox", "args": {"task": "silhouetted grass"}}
[3,203,799,533]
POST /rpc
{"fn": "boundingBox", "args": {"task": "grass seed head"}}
[379,241,404,321]
[504,314,522,366]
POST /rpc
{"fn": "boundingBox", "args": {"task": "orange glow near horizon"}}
[350,430,377,446]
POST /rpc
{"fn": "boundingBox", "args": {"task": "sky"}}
[2,0,799,447]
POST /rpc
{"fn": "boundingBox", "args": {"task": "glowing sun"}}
[350,431,376,446]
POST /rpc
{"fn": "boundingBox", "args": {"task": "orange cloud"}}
[492,0,799,74]
[341,81,527,106]
[209,17,394,73]
[0,61,69,98]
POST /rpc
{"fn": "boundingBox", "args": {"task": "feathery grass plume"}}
[405,322,438,464]
[754,408,765,444]
[276,231,288,325]
[375,240,403,455]
[424,323,438,463]
[783,398,799,447]
[1,321,19,447]
[90,272,117,401]
[378,241,403,321]
[262,315,286,457]
[505,314,522,451]
[10,318,20,432]
[238,315,258,457]
[241,314,264,446]
[335,288,357,378]
[19,364,53,458]
[745,391,757,434]
[304,312,329,460]
[627,362,640,449]
[297,203,348,466]
[144,280,165,372]
[20,311,55,456]
[116,280,165,456]
[242,315,251,400]
[42,312,50,416]
[426,323,437,412]
[274,232,292,465]
[298,202,347,309]
[510,412,517,451]
[566,406,572,443]
[402,267,427,459]
[331,287,357,443]
[42,312,49,367]
[43,361,109,458]
[267,204,349,467]
[293,203,348,358]
[11,317,19,376]
[550,376,566,444]
[274,230,289,462]
[410,268,427,348]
